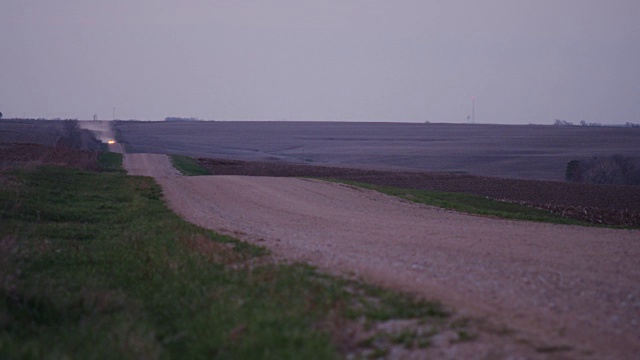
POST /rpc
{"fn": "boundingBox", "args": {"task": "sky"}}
[1,1,639,124]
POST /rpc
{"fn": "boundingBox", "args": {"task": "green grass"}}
[170,155,211,176]
[329,180,596,226]
[98,152,124,172]
[0,163,456,359]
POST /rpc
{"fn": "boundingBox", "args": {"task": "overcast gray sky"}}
[1,1,639,124]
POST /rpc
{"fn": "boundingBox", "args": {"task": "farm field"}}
[0,119,102,150]
[114,121,640,181]
[0,119,64,146]
[0,143,100,170]
[3,121,640,358]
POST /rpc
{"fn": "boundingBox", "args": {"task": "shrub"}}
[565,160,581,182]
[566,155,640,185]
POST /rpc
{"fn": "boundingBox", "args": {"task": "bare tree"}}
[62,119,82,148]
[565,160,581,182]
[568,155,640,185]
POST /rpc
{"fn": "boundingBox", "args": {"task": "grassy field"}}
[0,157,465,359]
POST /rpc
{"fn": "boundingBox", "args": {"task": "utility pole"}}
[113,107,115,121]
[471,96,476,124]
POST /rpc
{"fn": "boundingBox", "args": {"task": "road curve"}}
[125,153,640,359]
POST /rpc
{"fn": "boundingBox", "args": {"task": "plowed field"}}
[0,143,98,170]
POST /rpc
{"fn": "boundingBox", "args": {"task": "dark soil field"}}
[0,119,62,146]
[0,143,99,171]
[114,121,640,181]
[199,158,640,227]
[0,119,102,150]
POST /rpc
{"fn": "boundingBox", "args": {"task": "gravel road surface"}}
[124,153,640,359]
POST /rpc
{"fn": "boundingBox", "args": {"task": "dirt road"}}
[78,120,125,153]
[125,153,640,359]
[79,120,116,144]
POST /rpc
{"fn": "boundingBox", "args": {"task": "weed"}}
[391,329,418,348]
[454,330,478,342]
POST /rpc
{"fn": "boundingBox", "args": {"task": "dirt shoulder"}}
[126,153,640,359]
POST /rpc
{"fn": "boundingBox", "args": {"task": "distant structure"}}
[471,96,476,124]
[93,114,98,121]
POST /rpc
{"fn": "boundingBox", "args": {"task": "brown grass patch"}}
[181,234,244,265]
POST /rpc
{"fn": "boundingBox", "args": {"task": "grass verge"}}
[98,152,124,172]
[0,163,460,359]
[170,155,211,176]
[330,180,598,227]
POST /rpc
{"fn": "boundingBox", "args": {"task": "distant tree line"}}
[566,155,640,185]
[553,119,602,127]
[165,117,202,122]
[553,120,640,127]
